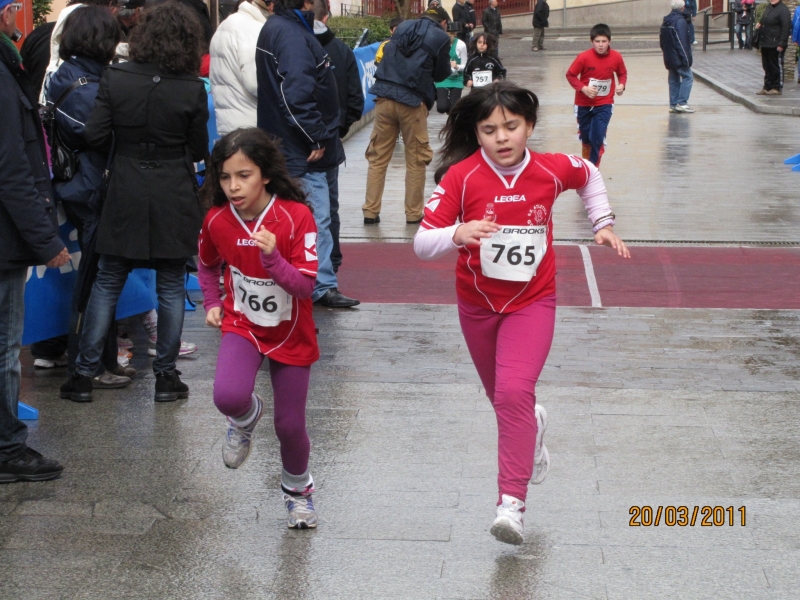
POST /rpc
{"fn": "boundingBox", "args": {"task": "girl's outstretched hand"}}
[453,220,502,246]
[594,226,631,258]
[251,225,277,255]
[206,307,223,328]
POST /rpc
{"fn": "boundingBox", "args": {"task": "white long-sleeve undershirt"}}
[413,153,613,261]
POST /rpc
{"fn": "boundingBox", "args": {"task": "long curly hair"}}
[201,128,309,211]
[435,80,539,183]
[128,1,204,75]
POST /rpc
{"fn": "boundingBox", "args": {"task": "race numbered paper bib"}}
[230,266,293,327]
[589,78,612,97]
[472,70,492,87]
[480,225,548,282]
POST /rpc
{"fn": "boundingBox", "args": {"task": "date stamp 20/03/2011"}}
[629,506,746,527]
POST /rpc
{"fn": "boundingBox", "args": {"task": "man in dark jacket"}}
[313,0,364,274]
[482,0,502,56]
[0,0,70,483]
[256,0,359,308]
[363,7,450,225]
[660,0,695,113]
[532,0,549,51]
[755,0,792,94]
[452,0,473,44]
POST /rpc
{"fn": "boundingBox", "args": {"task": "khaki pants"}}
[363,97,433,221]
[532,27,545,50]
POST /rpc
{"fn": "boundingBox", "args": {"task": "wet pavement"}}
[4,34,800,600]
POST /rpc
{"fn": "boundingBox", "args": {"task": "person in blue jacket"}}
[255,0,359,308]
[661,0,695,113]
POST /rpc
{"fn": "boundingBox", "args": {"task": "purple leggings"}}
[458,294,556,504]
[214,332,311,476]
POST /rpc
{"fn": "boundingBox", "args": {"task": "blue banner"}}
[353,42,380,116]
[22,208,158,346]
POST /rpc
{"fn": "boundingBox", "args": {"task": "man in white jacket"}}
[210,0,273,135]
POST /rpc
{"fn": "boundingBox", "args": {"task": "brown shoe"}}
[765,89,782,95]
[756,89,768,95]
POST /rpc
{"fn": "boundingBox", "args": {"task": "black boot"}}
[154,370,189,402]
[0,447,63,483]
[59,373,93,402]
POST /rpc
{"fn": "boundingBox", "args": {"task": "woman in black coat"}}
[755,0,792,94]
[61,0,208,403]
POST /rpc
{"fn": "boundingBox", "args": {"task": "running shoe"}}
[675,105,695,113]
[117,352,130,368]
[222,395,263,468]
[33,353,68,369]
[147,340,198,357]
[490,494,524,545]
[91,372,132,389]
[283,494,318,529]
[117,335,134,349]
[531,404,550,485]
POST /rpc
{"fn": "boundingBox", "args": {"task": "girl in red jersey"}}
[414,81,630,545]
[198,128,320,529]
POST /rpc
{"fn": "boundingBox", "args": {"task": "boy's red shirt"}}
[566,48,628,107]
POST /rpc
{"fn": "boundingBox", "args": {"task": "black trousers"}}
[436,87,463,115]
[761,46,785,91]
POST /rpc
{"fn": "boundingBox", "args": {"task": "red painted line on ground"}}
[337,243,800,309]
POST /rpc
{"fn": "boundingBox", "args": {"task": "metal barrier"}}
[341,3,365,16]
[702,10,735,51]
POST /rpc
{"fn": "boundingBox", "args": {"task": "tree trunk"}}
[395,0,413,19]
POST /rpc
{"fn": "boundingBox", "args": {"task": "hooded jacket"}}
[533,0,549,28]
[660,9,693,69]
[369,15,451,110]
[315,23,364,138]
[256,7,344,176]
[209,1,267,135]
[0,39,63,270]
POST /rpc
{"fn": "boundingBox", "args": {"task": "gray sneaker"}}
[283,494,318,529]
[675,105,695,113]
[91,372,132,389]
[222,395,263,469]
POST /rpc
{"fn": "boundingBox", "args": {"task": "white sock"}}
[229,394,259,428]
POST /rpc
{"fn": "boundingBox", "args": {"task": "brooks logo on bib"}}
[230,266,293,327]
[480,226,548,281]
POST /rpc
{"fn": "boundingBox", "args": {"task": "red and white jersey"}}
[198,197,319,366]
[420,149,591,313]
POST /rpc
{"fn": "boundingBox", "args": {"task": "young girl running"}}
[464,33,506,88]
[198,128,320,529]
[414,81,630,545]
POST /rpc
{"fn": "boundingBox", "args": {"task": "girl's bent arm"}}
[198,259,224,311]
[413,224,462,260]
[576,160,616,232]
[260,249,316,299]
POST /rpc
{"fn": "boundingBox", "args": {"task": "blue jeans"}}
[326,167,342,273]
[301,171,337,301]
[0,268,29,461]
[576,104,613,166]
[75,255,187,376]
[735,23,752,49]
[668,66,694,107]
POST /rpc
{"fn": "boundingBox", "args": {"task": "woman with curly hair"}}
[60,1,209,403]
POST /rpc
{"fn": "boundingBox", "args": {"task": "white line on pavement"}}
[579,245,603,308]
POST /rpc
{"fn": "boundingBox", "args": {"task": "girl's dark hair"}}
[129,1,204,74]
[59,5,121,64]
[435,80,539,184]
[274,0,306,10]
[201,128,309,211]
[469,32,496,54]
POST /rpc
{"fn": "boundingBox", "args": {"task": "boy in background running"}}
[566,24,627,166]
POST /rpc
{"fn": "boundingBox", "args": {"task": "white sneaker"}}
[148,340,198,357]
[675,105,695,113]
[531,404,550,485]
[221,395,263,469]
[490,494,525,545]
[283,494,318,529]
[33,353,68,369]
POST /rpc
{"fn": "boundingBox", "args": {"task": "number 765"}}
[492,244,536,266]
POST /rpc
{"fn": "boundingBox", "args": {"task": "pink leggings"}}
[458,295,556,504]
[213,332,311,476]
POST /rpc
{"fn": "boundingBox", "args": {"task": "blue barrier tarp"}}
[22,210,157,346]
[353,42,380,116]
